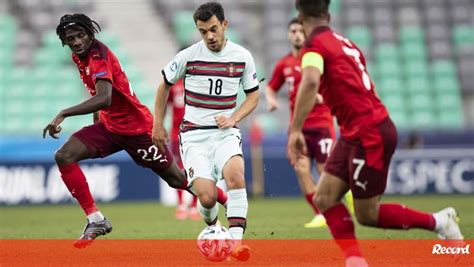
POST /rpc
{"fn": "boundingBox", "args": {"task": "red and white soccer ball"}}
[197,224,235,262]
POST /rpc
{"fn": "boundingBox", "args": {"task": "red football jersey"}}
[167,79,185,142]
[301,26,389,140]
[268,53,334,130]
[72,40,153,136]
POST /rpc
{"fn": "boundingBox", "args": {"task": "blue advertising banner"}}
[0,148,473,205]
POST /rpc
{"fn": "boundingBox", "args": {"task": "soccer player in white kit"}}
[152,2,259,261]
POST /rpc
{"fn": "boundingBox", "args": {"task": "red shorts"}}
[72,122,173,172]
[302,127,336,163]
[324,117,398,198]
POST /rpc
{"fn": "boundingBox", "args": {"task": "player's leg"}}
[292,155,325,228]
[353,118,461,239]
[121,133,228,206]
[170,140,187,220]
[193,178,219,225]
[215,129,249,261]
[58,123,119,247]
[315,139,366,264]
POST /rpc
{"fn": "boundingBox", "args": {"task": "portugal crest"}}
[227,63,235,77]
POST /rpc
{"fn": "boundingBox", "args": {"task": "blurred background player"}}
[46,13,227,248]
[266,17,353,228]
[167,78,200,221]
[152,2,259,261]
[289,0,464,266]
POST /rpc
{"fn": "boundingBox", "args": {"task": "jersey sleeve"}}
[90,58,113,84]
[267,59,285,92]
[162,49,188,86]
[301,41,326,74]
[241,51,260,93]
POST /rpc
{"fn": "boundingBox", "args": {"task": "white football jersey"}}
[162,40,259,126]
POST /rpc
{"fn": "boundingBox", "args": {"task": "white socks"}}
[198,200,219,225]
[227,188,248,240]
[87,211,105,223]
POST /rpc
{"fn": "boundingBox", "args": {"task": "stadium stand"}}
[0,0,473,137]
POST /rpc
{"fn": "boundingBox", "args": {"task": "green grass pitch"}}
[0,195,472,240]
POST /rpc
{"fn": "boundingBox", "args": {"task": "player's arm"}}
[215,89,259,129]
[288,52,323,165]
[290,52,323,132]
[152,80,172,152]
[265,86,279,112]
[43,80,112,139]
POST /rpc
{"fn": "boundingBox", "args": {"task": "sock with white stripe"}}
[227,188,248,241]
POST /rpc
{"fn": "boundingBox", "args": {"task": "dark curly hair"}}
[56,14,101,46]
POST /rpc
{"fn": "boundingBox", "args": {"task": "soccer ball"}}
[197,224,235,262]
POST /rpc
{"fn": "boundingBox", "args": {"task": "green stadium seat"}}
[389,110,410,129]
[409,93,433,112]
[431,60,457,78]
[377,60,402,80]
[433,76,460,94]
[399,26,425,45]
[226,28,242,44]
[401,43,427,62]
[381,93,406,113]
[173,11,199,46]
[410,111,437,128]
[378,77,404,96]
[346,26,372,51]
[452,25,474,48]
[404,60,429,79]
[438,109,464,128]
[406,77,431,95]
[329,0,341,14]
[0,15,17,38]
[435,92,462,110]
[97,31,121,50]
[375,43,399,63]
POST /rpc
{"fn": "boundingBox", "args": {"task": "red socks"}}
[177,190,184,205]
[217,187,228,206]
[58,163,97,215]
[378,203,435,230]
[323,203,362,258]
[305,192,320,214]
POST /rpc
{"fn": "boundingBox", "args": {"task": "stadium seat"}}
[389,110,410,129]
[435,92,462,110]
[433,76,460,94]
[173,11,199,46]
[399,26,425,45]
[404,60,429,79]
[377,60,402,80]
[438,109,464,128]
[381,93,406,113]
[345,26,372,52]
[401,43,427,62]
[408,93,433,112]
[406,77,431,94]
[410,111,437,128]
[452,25,474,48]
[378,77,404,96]
[431,60,457,78]
[375,43,399,63]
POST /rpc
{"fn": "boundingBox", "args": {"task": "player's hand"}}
[152,124,169,152]
[43,113,65,139]
[215,115,236,129]
[287,130,308,166]
[266,98,279,112]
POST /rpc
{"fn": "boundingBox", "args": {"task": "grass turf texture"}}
[1,195,472,240]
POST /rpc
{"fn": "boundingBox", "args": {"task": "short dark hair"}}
[288,17,301,28]
[193,2,225,23]
[295,0,330,18]
[56,14,101,46]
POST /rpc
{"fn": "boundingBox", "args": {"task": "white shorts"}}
[179,127,243,185]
